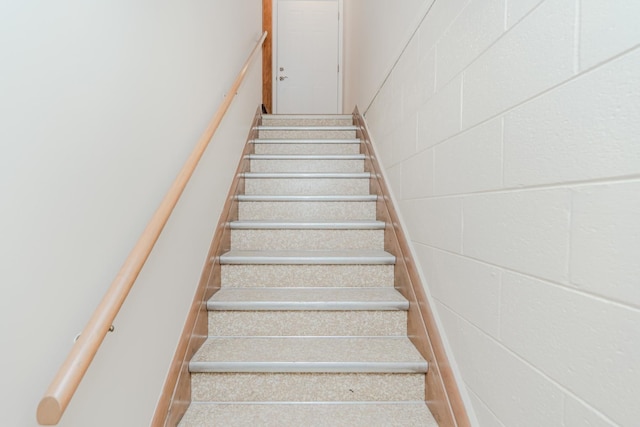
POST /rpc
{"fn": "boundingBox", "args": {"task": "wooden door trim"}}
[263,0,273,113]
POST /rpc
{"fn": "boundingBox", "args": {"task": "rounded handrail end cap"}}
[37,396,62,425]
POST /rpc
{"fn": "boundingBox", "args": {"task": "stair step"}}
[262,114,354,127]
[243,172,370,179]
[207,287,407,311]
[247,154,364,160]
[229,220,384,230]
[248,154,364,173]
[221,264,394,288]
[231,228,383,250]
[243,174,371,196]
[236,195,377,202]
[191,373,425,402]
[189,337,426,373]
[258,127,358,140]
[179,402,437,427]
[252,140,361,155]
[219,250,396,265]
[263,114,353,119]
[252,138,360,144]
[256,126,358,132]
[208,310,406,336]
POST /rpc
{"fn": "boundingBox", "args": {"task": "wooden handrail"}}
[36,31,267,426]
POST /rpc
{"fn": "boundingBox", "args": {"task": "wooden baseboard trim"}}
[353,107,470,427]
[151,107,262,427]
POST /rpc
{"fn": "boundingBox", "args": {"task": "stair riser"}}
[230,229,384,251]
[221,265,394,288]
[250,159,364,173]
[262,118,353,126]
[245,178,370,196]
[179,403,435,427]
[191,373,425,402]
[208,311,406,336]
[238,201,377,221]
[259,130,357,139]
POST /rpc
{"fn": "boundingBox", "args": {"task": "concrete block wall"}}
[345,0,640,425]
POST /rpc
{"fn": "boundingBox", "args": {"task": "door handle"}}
[279,76,288,81]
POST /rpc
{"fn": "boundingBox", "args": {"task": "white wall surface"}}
[0,2,262,426]
[344,0,640,426]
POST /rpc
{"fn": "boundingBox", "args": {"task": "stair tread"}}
[219,250,396,265]
[237,194,377,201]
[208,287,407,311]
[263,114,353,119]
[179,402,437,427]
[190,337,427,373]
[251,138,360,143]
[257,125,358,131]
[230,220,384,230]
[243,172,370,178]
[247,154,365,160]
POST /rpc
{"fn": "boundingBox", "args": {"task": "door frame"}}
[271,0,344,114]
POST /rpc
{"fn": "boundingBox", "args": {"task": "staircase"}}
[177,114,438,426]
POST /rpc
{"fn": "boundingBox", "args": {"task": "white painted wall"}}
[0,2,262,426]
[344,0,640,426]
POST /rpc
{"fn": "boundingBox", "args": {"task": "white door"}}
[275,0,341,114]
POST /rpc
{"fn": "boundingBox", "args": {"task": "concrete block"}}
[417,46,436,107]
[437,304,565,427]
[570,181,640,306]
[468,390,505,427]
[580,0,640,70]
[462,0,575,128]
[400,197,463,253]
[504,49,640,187]
[434,118,503,195]
[564,395,617,427]
[393,113,418,164]
[501,272,640,426]
[436,0,505,89]
[423,248,501,337]
[417,75,462,151]
[505,0,544,28]
[463,189,570,282]
[401,148,434,200]
[419,0,471,53]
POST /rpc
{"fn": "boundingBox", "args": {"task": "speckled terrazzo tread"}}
[191,373,425,402]
[189,337,427,373]
[221,264,394,288]
[231,228,383,251]
[237,199,377,221]
[178,402,437,427]
[253,141,361,155]
[247,154,364,160]
[229,220,385,230]
[248,156,365,173]
[208,310,406,336]
[230,221,385,251]
[219,250,396,265]
[243,172,370,178]
[258,129,358,139]
[244,177,370,196]
[262,114,354,126]
[207,287,408,310]
[236,195,377,202]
